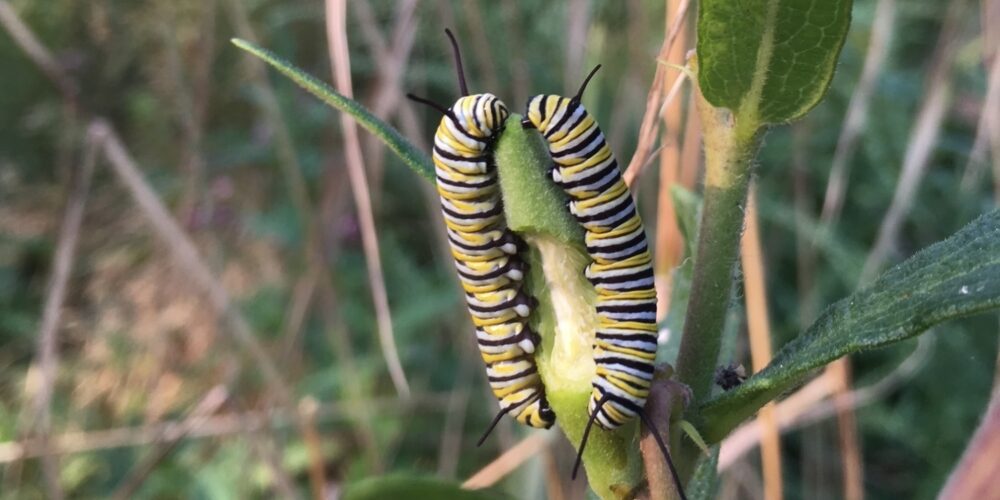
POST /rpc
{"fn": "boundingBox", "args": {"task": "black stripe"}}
[606,375,651,392]
[586,231,648,257]
[434,145,489,164]
[441,201,501,221]
[595,356,655,375]
[552,122,601,158]
[596,302,656,315]
[436,174,494,190]
[446,111,480,142]
[588,266,653,285]
[467,293,526,313]
[449,231,503,252]
[573,194,635,225]
[470,95,484,133]
[557,161,620,191]
[551,102,591,141]
[596,332,657,344]
[538,96,548,124]
[457,262,515,282]
[488,364,537,382]
[477,335,520,347]
[544,99,579,140]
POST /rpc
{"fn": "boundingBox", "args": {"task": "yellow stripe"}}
[595,341,657,360]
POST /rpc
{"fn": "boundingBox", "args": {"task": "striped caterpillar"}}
[407,30,555,438]
[523,66,684,497]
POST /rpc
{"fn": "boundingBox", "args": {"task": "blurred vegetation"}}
[0,0,996,498]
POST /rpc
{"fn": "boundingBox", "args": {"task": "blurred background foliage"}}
[0,0,997,498]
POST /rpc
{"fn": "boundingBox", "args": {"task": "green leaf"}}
[342,476,511,500]
[699,210,1000,442]
[696,0,853,124]
[231,38,434,181]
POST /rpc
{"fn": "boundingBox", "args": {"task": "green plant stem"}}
[494,118,643,499]
[673,90,761,477]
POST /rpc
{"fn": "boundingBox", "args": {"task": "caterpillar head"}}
[521,94,574,133]
[521,64,602,132]
[450,93,510,139]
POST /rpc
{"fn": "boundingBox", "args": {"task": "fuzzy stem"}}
[494,117,644,499]
[673,91,761,476]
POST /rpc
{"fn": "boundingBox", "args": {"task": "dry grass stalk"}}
[818,0,896,227]
[622,0,692,179]
[720,336,932,470]
[462,433,556,490]
[0,393,449,464]
[938,388,1000,499]
[110,386,230,500]
[325,0,411,399]
[962,32,1000,194]
[861,1,966,283]
[25,128,99,500]
[297,398,328,500]
[0,1,78,105]
[95,120,296,404]
[741,189,784,500]
[652,0,692,320]
[351,0,419,194]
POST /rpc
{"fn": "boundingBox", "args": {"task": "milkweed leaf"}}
[697,0,853,124]
[700,210,1000,442]
[231,38,434,181]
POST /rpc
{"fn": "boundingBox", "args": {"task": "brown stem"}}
[640,369,690,500]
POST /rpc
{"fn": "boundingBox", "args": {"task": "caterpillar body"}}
[522,68,685,499]
[409,30,555,434]
[523,77,657,434]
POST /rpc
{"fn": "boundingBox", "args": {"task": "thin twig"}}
[828,358,863,500]
[678,89,703,188]
[325,0,411,399]
[719,336,932,470]
[436,350,474,478]
[640,371,689,500]
[316,271,386,472]
[959,31,1000,192]
[939,386,1000,499]
[817,0,896,227]
[651,0,692,323]
[624,67,691,187]
[298,398,328,500]
[0,393,450,464]
[110,386,230,500]
[0,0,78,107]
[28,125,99,500]
[740,188,784,500]
[458,3,501,93]
[622,0,692,177]
[861,2,965,283]
[93,120,296,406]
[462,432,556,490]
[351,0,419,194]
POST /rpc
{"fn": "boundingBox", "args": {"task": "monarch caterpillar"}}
[523,66,684,497]
[407,30,556,436]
